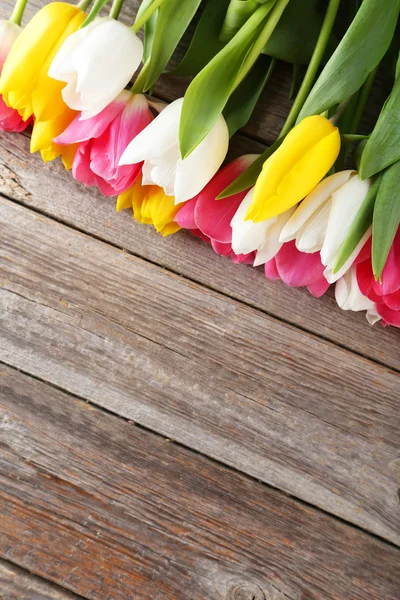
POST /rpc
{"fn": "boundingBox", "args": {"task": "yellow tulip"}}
[117,178,182,237]
[246,116,341,222]
[0,3,85,165]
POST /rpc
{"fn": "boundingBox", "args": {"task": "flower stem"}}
[348,65,378,134]
[234,0,290,89]
[132,0,165,33]
[109,0,125,19]
[81,0,110,27]
[10,0,28,25]
[78,0,93,11]
[279,0,341,137]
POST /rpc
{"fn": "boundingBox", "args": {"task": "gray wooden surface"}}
[1,0,400,598]
[1,364,400,600]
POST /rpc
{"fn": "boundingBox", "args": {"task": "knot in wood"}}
[227,582,266,600]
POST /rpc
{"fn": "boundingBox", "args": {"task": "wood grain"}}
[2,132,400,372]
[1,198,400,546]
[1,363,400,600]
[0,559,82,599]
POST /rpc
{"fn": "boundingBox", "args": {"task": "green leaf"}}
[136,0,158,63]
[217,139,282,198]
[179,1,275,159]
[372,159,400,279]
[220,0,259,42]
[133,0,203,92]
[297,0,400,121]
[333,175,381,274]
[223,55,275,137]
[360,74,400,179]
[169,0,230,77]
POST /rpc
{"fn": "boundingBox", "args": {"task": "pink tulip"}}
[54,91,152,196]
[357,230,400,327]
[0,20,31,132]
[175,156,257,264]
[264,241,330,298]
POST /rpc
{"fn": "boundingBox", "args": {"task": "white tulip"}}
[119,98,229,204]
[0,20,21,66]
[231,187,295,266]
[279,170,372,283]
[335,267,380,325]
[48,17,143,120]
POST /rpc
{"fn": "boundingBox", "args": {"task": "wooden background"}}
[0,1,399,599]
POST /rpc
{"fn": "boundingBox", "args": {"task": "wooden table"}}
[1,2,400,598]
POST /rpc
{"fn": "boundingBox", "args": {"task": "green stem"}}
[341,133,369,143]
[348,65,378,134]
[132,0,165,33]
[109,0,124,19]
[10,0,28,25]
[280,0,341,137]
[81,0,110,27]
[78,0,92,10]
[234,0,290,89]
[336,66,378,170]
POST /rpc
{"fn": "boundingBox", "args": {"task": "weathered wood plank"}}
[0,559,82,599]
[1,363,400,600]
[1,198,400,545]
[1,131,399,371]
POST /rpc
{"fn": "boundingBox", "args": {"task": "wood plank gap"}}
[4,359,399,553]
[0,557,86,599]
[1,363,400,600]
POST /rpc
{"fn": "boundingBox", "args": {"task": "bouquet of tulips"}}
[1,0,400,327]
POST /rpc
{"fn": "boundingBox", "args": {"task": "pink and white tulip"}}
[0,20,31,132]
[119,98,229,204]
[264,241,330,298]
[231,187,295,266]
[335,265,380,325]
[175,156,256,263]
[54,91,152,196]
[48,17,143,120]
[279,171,372,283]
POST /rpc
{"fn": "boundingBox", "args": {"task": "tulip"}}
[231,187,295,267]
[0,20,30,132]
[54,91,152,196]
[116,177,181,237]
[264,242,330,298]
[119,98,229,205]
[357,229,400,327]
[0,3,86,166]
[246,116,341,222]
[335,266,380,325]
[48,17,143,120]
[175,156,257,263]
[279,170,372,283]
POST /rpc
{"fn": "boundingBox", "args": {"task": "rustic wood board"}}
[1,197,400,546]
[0,559,81,600]
[1,363,400,600]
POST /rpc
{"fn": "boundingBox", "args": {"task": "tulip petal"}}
[247,116,340,222]
[275,241,326,287]
[193,156,255,243]
[280,170,354,243]
[120,98,183,165]
[174,113,229,204]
